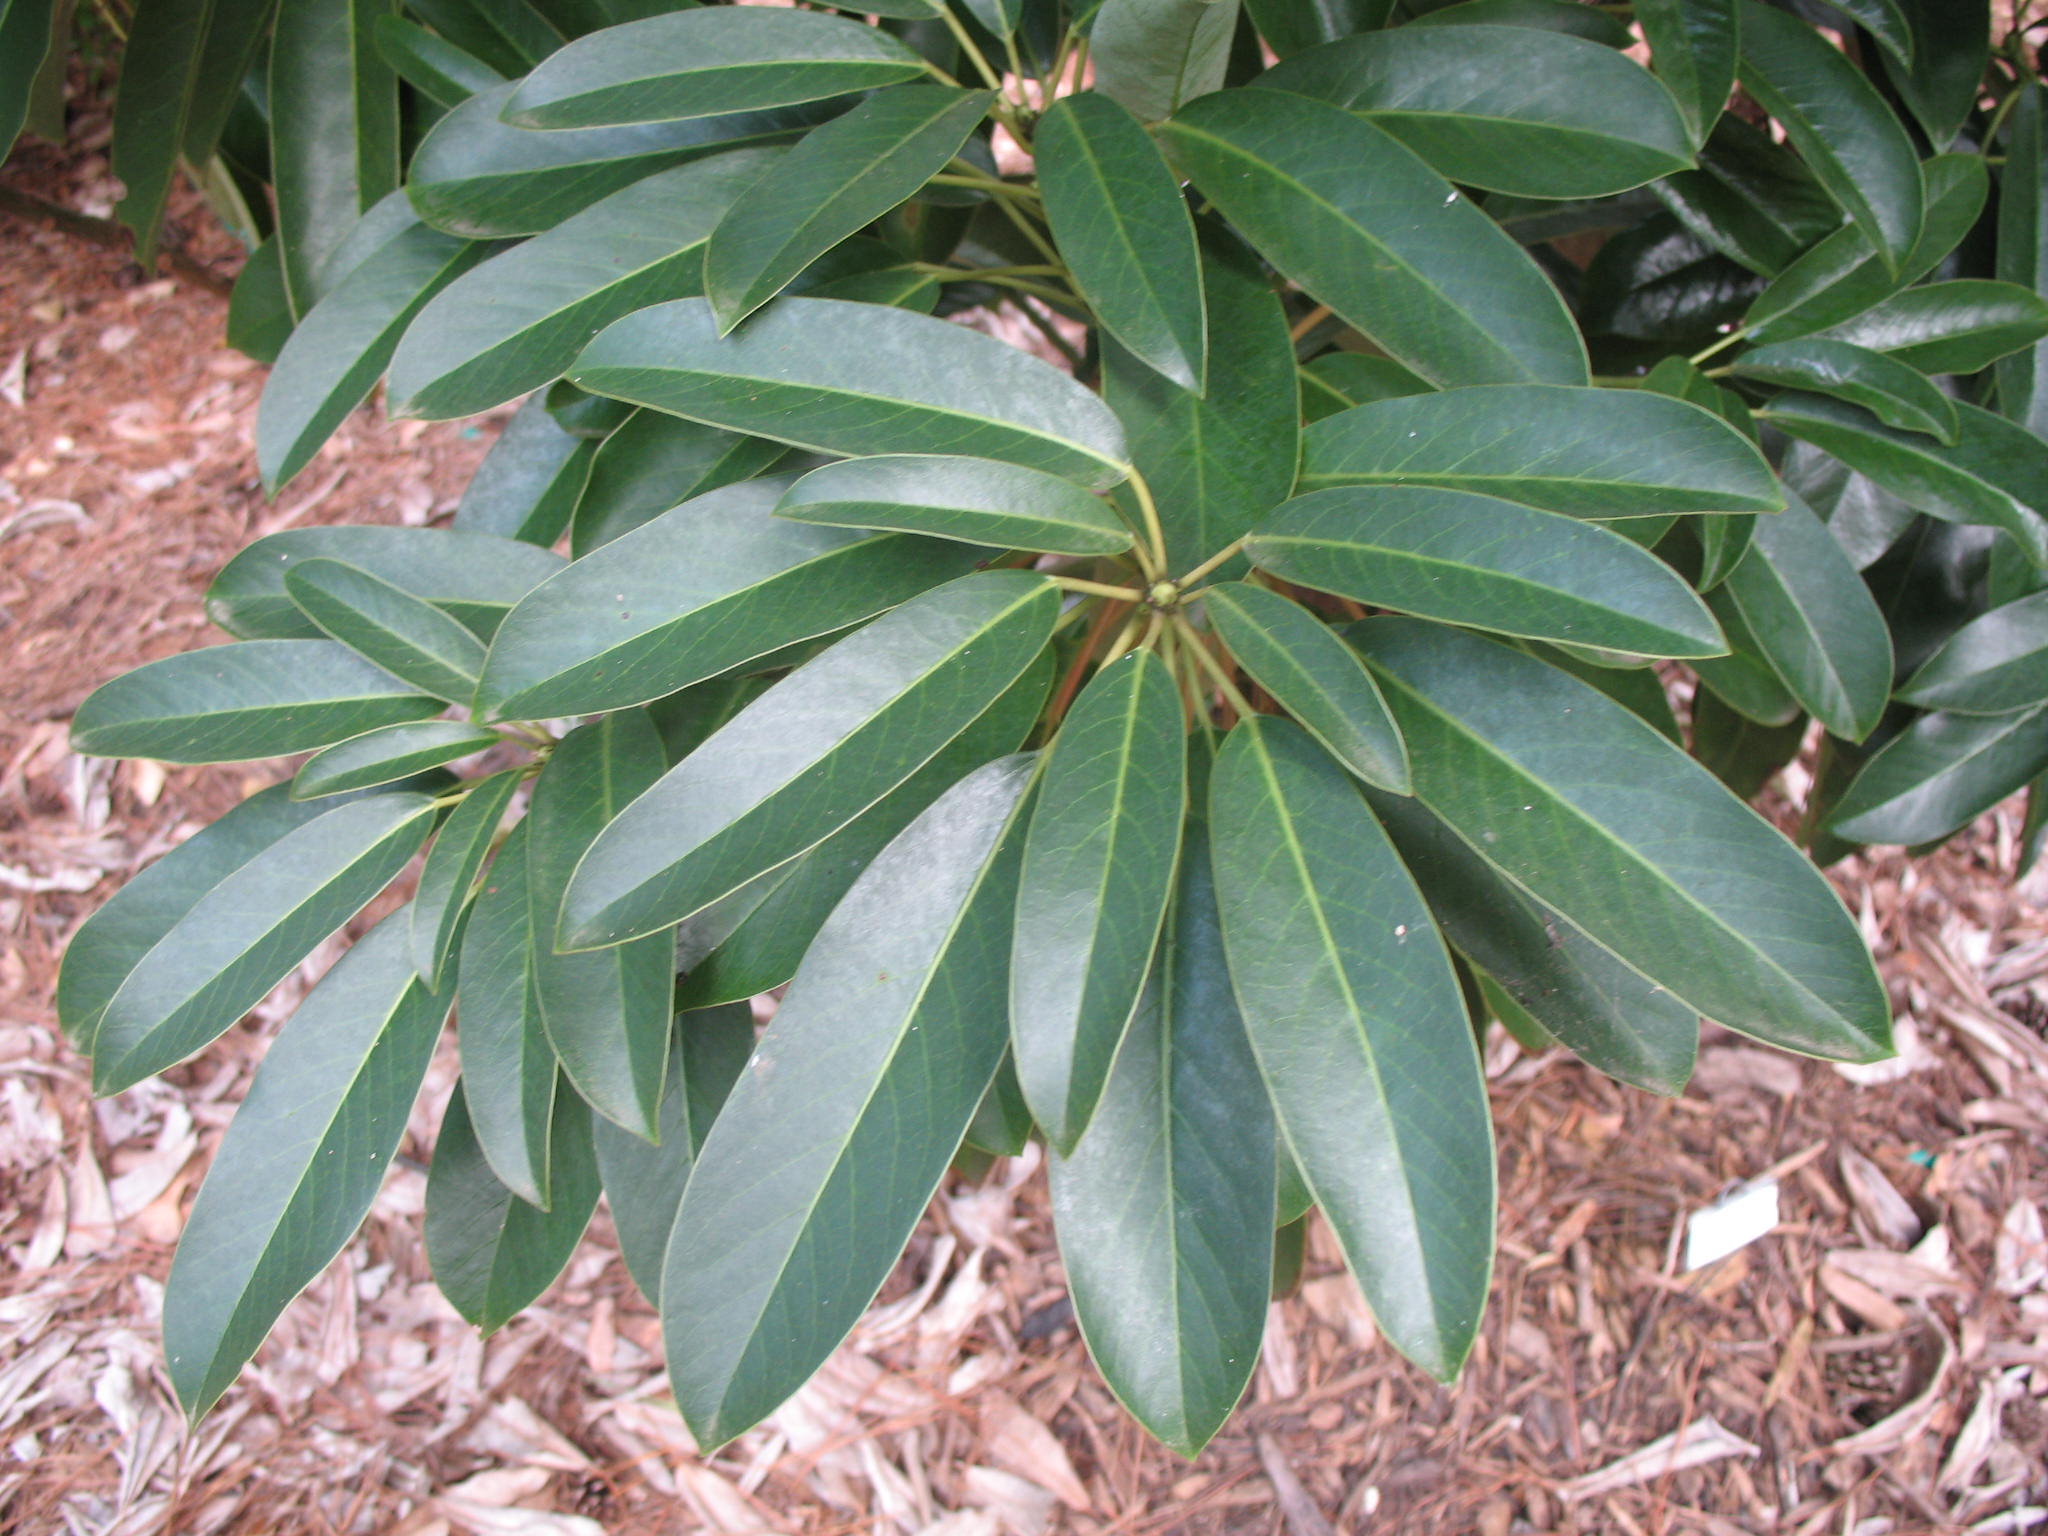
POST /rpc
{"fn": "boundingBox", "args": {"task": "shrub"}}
[18,0,2048,1457]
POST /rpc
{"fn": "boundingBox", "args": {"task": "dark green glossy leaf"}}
[163,912,445,1418]
[561,572,1058,946]
[479,477,980,720]
[661,754,1034,1448]
[1298,352,1432,424]
[570,297,1131,490]
[1733,340,1957,443]
[1159,90,1587,388]
[528,713,673,1139]
[71,641,443,764]
[1779,436,1917,569]
[1723,489,1893,741]
[1364,786,1698,1093]
[424,1080,599,1333]
[0,0,58,156]
[1102,242,1297,579]
[1013,652,1185,1154]
[1578,217,1760,343]
[1813,281,2048,376]
[1249,485,1724,657]
[965,1053,1034,1157]
[1259,28,1692,199]
[1048,809,1272,1457]
[1692,584,1804,725]
[1634,0,1735,144]
[1209,716,1493,1379]
[1690,686,1807,799]
[111,0,252,267]
[960,0,1023,37]
[1997,87,2048,438]
[504,6,926,128]
[294,721,500,800]
[1736,0,1922,273]
[285,558,491,704]
[595,1004,755,1304]
[1037,92,1207,391]
[414,768,523,989]
[226,237,294,365]
[572,408,788,555]
[208,526,565,642]
[392,149,779,419]
[1091,0,1240,123]
[1651,112,1841,276]
[455,396,592,548]
[90,792,437,1094]
[1529,643,1683,742]
[408,0,561,76]
[706,86,989,332]
[1203,581,1408,792]
[373,15,505,106]
[1828,705,2048,845]
[1896,591,2048,715]
[1407,0,1630,45]
[1882,0,1988,149]
[1243,0,1393,56]
[1301,385,1782,516]
[1350,619,1891,1060]
[1813,0,1912,64]
[775,454,1132,556]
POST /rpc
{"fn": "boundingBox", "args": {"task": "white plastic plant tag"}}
[1684,1179,1780,1271]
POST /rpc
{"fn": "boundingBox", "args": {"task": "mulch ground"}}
[3,117,2046,1536]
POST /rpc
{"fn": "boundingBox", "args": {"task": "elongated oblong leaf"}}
[1210,716,1494,1380]
[1248,485,1724,658]
[1732,340,1957,444]
[1013,652,1185,1154]
[1997,86,2048,438]
[286,558,491,704]
[1897,592,2048,715]
[1091,0,1240,124]
[1349,620,1891,1060]
[775,454,1132,556]
[111,0,224,266]
[478,478,981,720]
[294,721,500,800]
[1829,706,2048,846]
[1812,281,2048,377]
[562,572,1058,946]
[455,397,591,548]
[414,767,522,988]
[1634,0,1735,144]
[570,297,1131,490]
[1883,0,1987,149]
[71,641,444,764]
[506,7,926,128]
[1259,27,1693,199]
[572,408,788,555]
[163,913,445,1418]
[91,792,437,1094]
[1159,90,1588,389]
[1299,385,1782,515]
[662,755,1034,1448]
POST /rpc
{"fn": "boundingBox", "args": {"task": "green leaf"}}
[1363,786,1699,1093]
[960,0,1023,37]
[504,6,927,128]
[1813,0,1913,63]
[294,721,500,799]
[1779,436,1917,569]
[271,0,403,314]
[1733,340,1957,444]
[1243,0,1393,56]
[478,478,981,720]
[256,218,489,492]
[570,297,1131,490]
[1048,809,1273,1458]
[1881,0,1987,149]
[775,454,1133,557]
[1651,112,1841,276]
[58,785,335,1049]
[595,1004,755,1304]
[1259,27,1693,200]
[1736,0,1922,274]
[71,640,443,764]
[661,754,1034,1448]
[1248,486,1725,658]
[1102,241,1298,578]
[414,767,523,988]
[162,912,445,1419]
[1896,591,2048,715]
[706,86,990,332]
[1349,619,1892,1060]
[391,149,779,420]
[572,408,788,554]
[1829,705,2048,846]
[455,395,593,548]
[1634,0,1736,144]
[1013,652,1185,1154]
[424,1079,600,1332]
[1577,216,1759,344]
[1723,488,1893,742]
[285,558,491,704]
[562,572,1058,947]
[1690,686,1808,799]
[1209,716,1494,1379]
[1298,352,1432,424]
[1202,581,1408,792]
[1159,90,1588,388]
[450,822,556,1204]
[1760,394,2048,569]
[1300,385,1782,515]
[527,713,673,1139]
[1529,643,1683,742]
[1407,0,1630,44]
[90,792,437,1094]
[110,0,229,267]
[1811,280,2048,376]
[1998,87,2048,439]
[372,15,505,107]
[208,526,565,642]
[0,0,58,156]
[1090,0,1241,124]
[966,1053,1034,1157]
[1037,92,1207,391]
[407,82,821,239]
[1692,584,1804,726]
[226,238,295,365]
[408,0,561,75]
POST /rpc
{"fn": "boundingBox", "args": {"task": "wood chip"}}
[1254,1434,1336,1536]
[1558,1415,1762,1501]
[1837,1146,1922,1248]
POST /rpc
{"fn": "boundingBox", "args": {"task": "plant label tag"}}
[1684,1179,1780,1271]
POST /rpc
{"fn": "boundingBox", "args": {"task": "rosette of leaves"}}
[35,0,2048,1458]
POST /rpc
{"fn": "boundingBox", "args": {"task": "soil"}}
[3,112,2047,1536]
